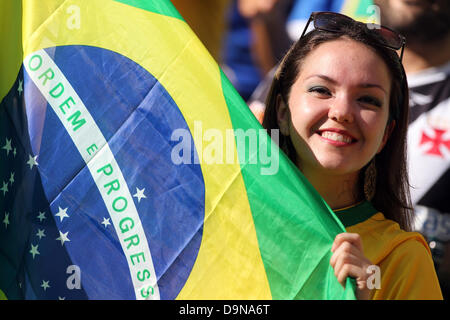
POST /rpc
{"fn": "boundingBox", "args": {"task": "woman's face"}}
[278,38,393,180]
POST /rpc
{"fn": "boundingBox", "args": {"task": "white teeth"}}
[321,131,353,143]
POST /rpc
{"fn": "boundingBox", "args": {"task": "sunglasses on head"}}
[301,11,406,61]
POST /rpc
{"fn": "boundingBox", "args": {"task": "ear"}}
[276,94,290,136]
[377,120,395,154]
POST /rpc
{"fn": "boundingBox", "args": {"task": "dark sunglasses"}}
[301,11,406,61]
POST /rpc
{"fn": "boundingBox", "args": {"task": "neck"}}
[402,35,450,74]
[303,169,361,210]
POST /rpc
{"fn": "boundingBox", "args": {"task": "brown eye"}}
[359,95,382,107]
[308,86,331,96]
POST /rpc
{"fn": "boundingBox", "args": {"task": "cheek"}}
[359,112,389,148]
[289,96,328,135]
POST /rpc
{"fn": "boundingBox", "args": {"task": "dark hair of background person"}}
[262,24,413,231]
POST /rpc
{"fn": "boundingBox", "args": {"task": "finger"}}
[331,233,363,252]
[332,252,361,280]
[336,264,363,288]
[335,264,372,300]
[330,241,360,267]
[331,248,372,287]
[330,240,372,274]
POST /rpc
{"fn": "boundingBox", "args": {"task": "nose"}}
[328,96,354,123]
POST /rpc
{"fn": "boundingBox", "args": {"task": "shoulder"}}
[371,236,443,299]
[347,212,428,264]
[348,213,443,299]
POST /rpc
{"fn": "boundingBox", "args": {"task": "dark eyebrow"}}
[358,83,387,95]
[305,74,387,94]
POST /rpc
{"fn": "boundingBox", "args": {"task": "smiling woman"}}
[281,39,392,190]
[262,12,443,299]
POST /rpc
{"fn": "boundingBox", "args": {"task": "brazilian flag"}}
[0,0,356,300]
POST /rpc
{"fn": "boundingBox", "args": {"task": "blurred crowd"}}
[172,0,450,299]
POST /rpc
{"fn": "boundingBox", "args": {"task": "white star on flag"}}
[3,212,10,229]
[29,244,40,259]
[55,207,69,222]
[41,280,50,291]
[56,231,70,246]
[2,138,12,156]
[101,217,111,228]
[0,181,8,196]
[27,154,38,169]
[133,187,147,203]
[37,211,46,222]
[36,229,46,240]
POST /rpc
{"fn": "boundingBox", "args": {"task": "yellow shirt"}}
[335,202,443,300]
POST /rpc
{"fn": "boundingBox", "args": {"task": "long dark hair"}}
[262,24,413,231]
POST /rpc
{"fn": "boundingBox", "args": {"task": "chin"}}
[318,155,369,174]
[316,162,358,176]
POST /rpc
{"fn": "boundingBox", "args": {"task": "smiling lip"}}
[317,128,357,146]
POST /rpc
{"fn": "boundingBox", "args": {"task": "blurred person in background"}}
[375,0,450,299]
[221,0,295,102]
[236,0,293,78]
